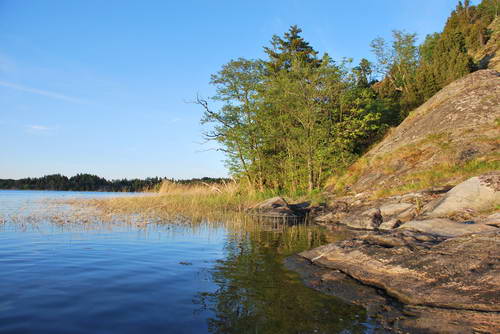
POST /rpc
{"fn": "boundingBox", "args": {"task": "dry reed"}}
[74,180,265,224]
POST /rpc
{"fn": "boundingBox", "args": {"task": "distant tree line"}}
[199,0,498,194]
[0,174,230,192]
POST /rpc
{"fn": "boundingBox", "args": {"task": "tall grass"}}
[83,180,268,222]
[63,177,333,230]
[373,158,500,198]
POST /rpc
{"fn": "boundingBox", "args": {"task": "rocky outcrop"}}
[378,218,403,231]
[379,203,413,217]
[425,172,500,218]
[331,69,500,195]
[345,208,383,230]
[483,212,500,227]
[315,195,419,231]
[294,230,500,332]
[316,173,499,237]
[287,253,500,334]
[300,230,500,312]
[398,218,497,237]
[299,172,500,331]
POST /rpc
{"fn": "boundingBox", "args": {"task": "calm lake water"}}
[0,190,374,333]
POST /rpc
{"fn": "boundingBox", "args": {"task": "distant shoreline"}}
[0,174,230,193]
[0,188,143,193]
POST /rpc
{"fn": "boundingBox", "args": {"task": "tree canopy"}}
[199,1,497,194]
[201,26,390,193]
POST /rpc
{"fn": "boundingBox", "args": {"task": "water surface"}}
[0,190,373,333]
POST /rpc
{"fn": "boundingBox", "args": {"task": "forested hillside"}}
[199,0,499,194]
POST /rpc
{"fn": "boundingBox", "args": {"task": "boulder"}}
[314,212,335,223]
[362,233,406,248]
[483,212,500,227]
[378,218,402,231]
[247,196,309,219]
[394,207,416,222]
[426,173,500,217]
[379,203,413,217]
[252,196,289,210]
[398,218,498,237]
[344,208,382,230]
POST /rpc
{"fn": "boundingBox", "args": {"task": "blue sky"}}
[0,0,470,180]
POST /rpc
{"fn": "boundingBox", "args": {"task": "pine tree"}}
[263,25,321,74]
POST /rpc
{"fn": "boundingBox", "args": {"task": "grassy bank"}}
[373,158,500,198]
[81,144,499,222]
[80,181,266,222]
[327,125,500,198]
[81,178,332,222]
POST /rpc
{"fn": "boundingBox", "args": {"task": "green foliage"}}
[199,58,265,185]
[370,30,420,117]
[411,30,474,103]
[200,1,496,195]
[263,24,321,73]
[371,0,496,118]
[445,0,499,54]
[405,0,499,106]
[201,27,389,193]
[420,33,441,63]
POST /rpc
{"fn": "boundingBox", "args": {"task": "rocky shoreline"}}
[251,172,500,333]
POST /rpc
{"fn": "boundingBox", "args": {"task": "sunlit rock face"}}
[346,69,500,194]
[424,172,500,217]
[294,229,500,332]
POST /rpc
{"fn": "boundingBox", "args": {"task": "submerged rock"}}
[294,230,500,332]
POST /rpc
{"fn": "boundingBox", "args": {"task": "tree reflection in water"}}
[195,222,369,334]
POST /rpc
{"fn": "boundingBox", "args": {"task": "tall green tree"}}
[370,30,419,116]
[263,25,321,74]
[411,30,474,102]
[201,26,388,193]
[198,58,265,187]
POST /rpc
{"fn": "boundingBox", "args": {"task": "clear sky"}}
[0,0,472,180]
